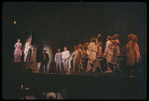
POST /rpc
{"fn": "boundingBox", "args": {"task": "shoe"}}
[104,70,112,73]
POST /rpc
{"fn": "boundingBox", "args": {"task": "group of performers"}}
[14,39,32,63]
[14,33,141,77]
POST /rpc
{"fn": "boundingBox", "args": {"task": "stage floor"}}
[3,70,147,99]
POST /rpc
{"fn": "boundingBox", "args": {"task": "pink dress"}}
[14,42,22,62]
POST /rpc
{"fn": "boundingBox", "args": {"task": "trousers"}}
[56,60,62,73]
[63,60,69,73]
[40,62,48,73]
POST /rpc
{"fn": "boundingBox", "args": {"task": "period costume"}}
[110,41,120,64]
[72,50,80,72]
[80,48,87,72]
[40,52,49,74]
[14,42,22,62]
[87,42,97,72]
[54,52,62,73]
[24,42,32,62]
[104,39,114,72]
[97,46,102,57]
[62,50,70,74]
[134,42,141,63]
[126,40,135,67]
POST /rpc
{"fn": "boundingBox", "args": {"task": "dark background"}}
[2,2,147,69]
[2,2,147,99]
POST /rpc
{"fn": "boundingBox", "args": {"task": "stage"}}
[2,70,146,99]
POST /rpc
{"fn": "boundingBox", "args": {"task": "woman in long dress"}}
[14,39,22,62]
[24,40,32,63]
[72,45,81,72]
[126,34,136,77]
[131,34,141,77]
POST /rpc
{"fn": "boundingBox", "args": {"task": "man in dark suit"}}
[39,49,49,74]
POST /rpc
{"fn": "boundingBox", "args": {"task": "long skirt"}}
[14,56,21,62]
[24,52,30,63]
[126,49,135,66]
[14,48,22,62]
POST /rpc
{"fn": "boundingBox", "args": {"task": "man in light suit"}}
[55,48,62,74]
[62,47,70,74]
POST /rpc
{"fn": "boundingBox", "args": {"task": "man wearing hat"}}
[39,49,49,74]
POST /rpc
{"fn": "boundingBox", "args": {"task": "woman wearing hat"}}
[125,34,136,77]
[131,34,141,78]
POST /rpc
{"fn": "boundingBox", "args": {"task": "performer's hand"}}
[97,34,101,38]
[55,61,56,63]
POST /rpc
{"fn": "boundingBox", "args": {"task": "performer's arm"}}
[54,53,57,62]
[65,51,70,60]
[20,43,22,49]
[96,34,101,44]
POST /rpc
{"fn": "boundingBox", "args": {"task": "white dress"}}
[24,42,32,62]
[72,50,81,72]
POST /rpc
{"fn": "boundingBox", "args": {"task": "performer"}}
[62,47,70,74]
[80,44,87,72]
[72,45,80,72]
[77,44,82,57]
[14,39,22,63]
[92,34,101,72]
[131,34,141,78]
[133,35,141,64]
[85,42,90,50]
[39,49,49,74]
[125,34,136,77]
[54,48,62,74]
[104,36,113,73]
[112,34,121,46]
[86,37,97,72]
[81,44,87,58]
[97,42,102,57]
[110,40,120,65]
[24,40,32,63]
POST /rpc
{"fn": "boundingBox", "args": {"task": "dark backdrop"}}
[2,2,147,68]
